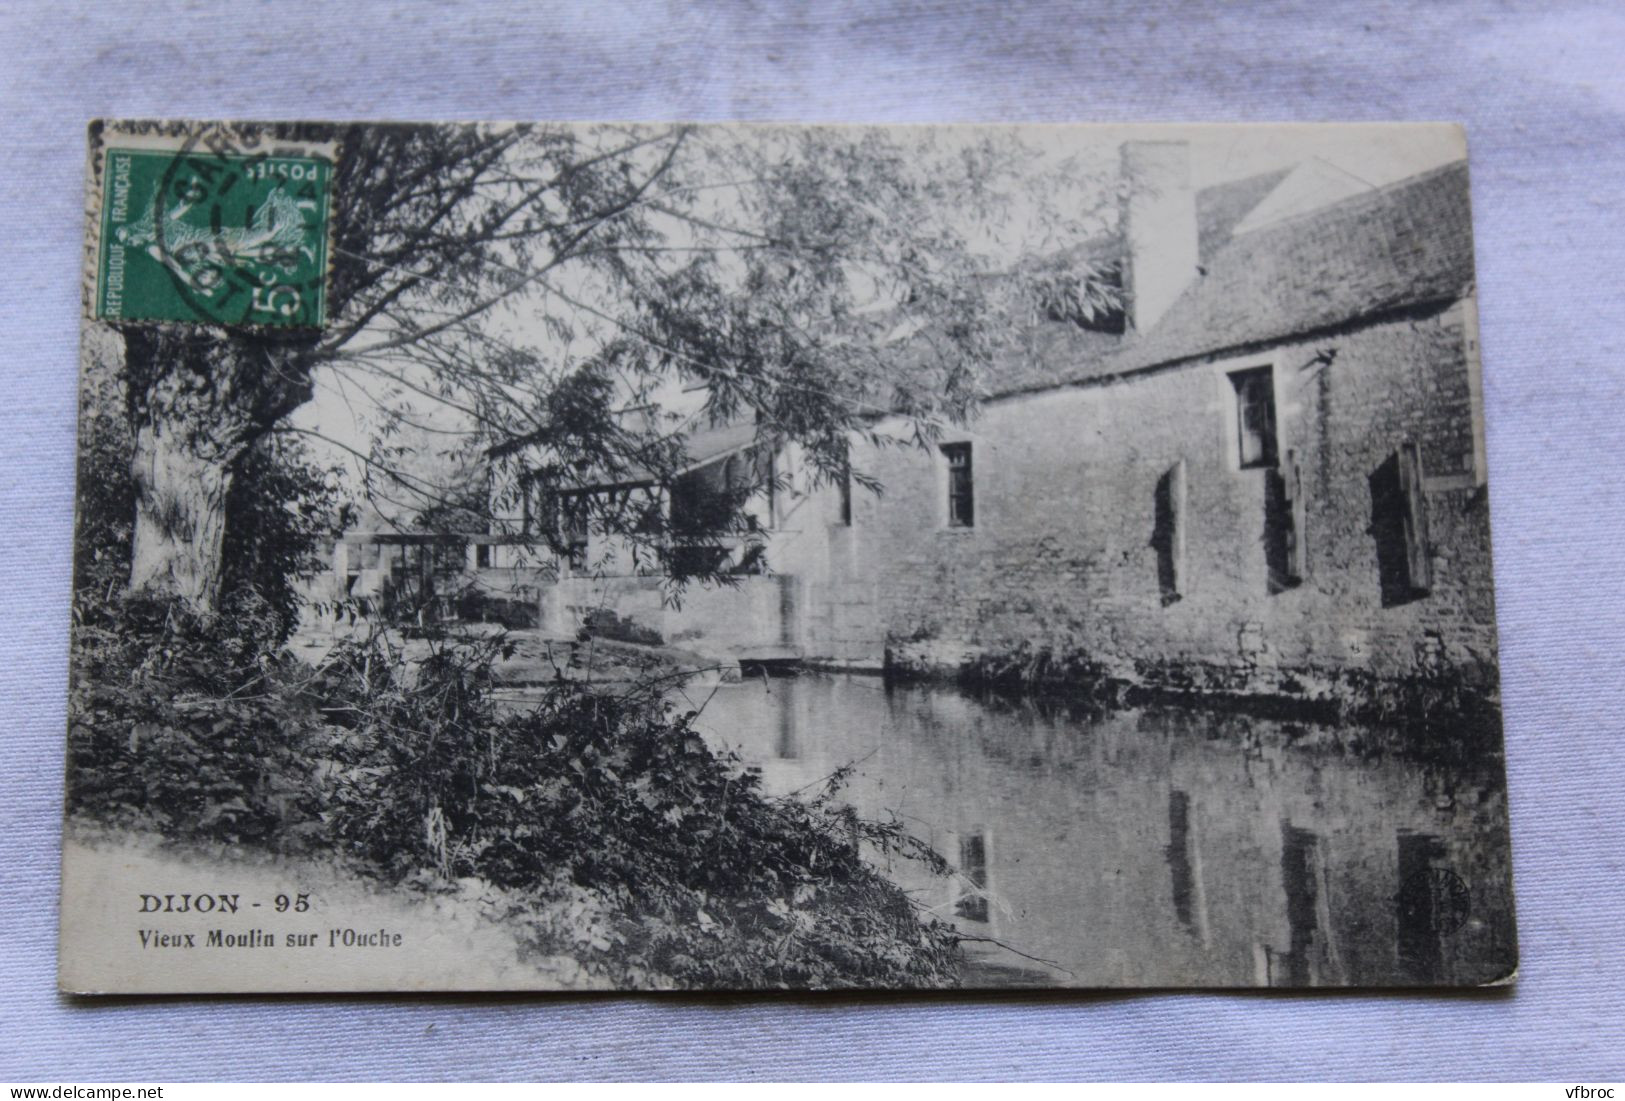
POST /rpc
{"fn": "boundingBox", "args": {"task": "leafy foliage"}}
[67,595,324,845]
[100,121,1118,605]
[74,123,1092,987]
[220,437,350,645]
[67,601,961,989]
[308,631,961,988]
[72,329,139,608]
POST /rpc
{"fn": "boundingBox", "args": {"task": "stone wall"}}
[857,297,1499,708]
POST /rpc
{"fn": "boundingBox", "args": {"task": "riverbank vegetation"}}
[67,594,961,988]
[69,337,962,987]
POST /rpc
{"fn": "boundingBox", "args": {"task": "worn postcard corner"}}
[63,119,1516,993]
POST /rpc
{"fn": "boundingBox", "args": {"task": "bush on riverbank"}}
[67,596,961,989]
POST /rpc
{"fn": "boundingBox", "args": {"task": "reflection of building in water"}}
[1397,830,1446,981]
[1163,789,1214,949]
[1260,822,1340,987]
[695,676,1516,988]
[1395,829,1474,983]
[954,829,991,924]
[771,681,799,760]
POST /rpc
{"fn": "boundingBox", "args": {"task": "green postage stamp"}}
[91,126,335,328]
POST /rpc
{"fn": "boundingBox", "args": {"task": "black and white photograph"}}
[61,119,1516,993]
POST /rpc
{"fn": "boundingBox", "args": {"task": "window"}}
[1396,441,1432,593]
[837,453,853,527]
[942,442,974,527]
[1153,460,1187,604]
[1230,367,1278,468]
[474,542,492,569]
[1370,442,1432,606]
[1283,450,1307,584]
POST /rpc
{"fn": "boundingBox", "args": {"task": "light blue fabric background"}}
[3,0,1621,1081]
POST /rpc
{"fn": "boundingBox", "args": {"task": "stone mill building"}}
[443,139,1497,715]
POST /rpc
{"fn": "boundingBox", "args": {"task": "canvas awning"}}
[563,419,762,492]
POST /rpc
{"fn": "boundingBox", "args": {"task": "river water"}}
[687,672,1517,989]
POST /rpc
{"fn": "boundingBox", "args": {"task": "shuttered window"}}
[1284,450,1307,583]
[837,452,853,527]
[1397,441,1432,593]
[943,442,974,527]
[1155,459,1187,604]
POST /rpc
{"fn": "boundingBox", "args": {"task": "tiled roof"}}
[981,314,1123,393]
[1065,160,1476,385]
[966,171,1293,394]
[1196,167,1293,266]
[979,160,1474,397]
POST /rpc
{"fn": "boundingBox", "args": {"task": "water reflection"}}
[689,673,1516,988]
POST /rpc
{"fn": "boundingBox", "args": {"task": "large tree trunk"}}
[128,419,235,607]
[122,327,314,611]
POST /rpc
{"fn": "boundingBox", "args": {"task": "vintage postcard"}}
[62,120,1517,992]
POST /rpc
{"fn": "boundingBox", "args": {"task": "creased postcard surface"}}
[62,120,1516,992]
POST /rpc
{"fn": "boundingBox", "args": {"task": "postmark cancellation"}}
[88,123,335,329]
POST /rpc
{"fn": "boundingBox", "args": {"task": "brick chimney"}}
[1121,141,1199,333]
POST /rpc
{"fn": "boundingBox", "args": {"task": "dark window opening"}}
[1152,460,1187,605]
[763,452,779,528]
[956,831,990,922]
[943,442,974,528]
[1396,441,1432,593]
[673,452,765,535]
[1264,467,1296,594]
[837,454,853,527]
[1368,443,1432,606]
[474,542,492,569]
[1283,450,1308,584]
[1231,367,1278,468]
[520,476,535,538]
